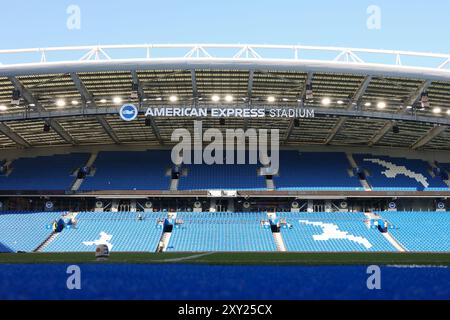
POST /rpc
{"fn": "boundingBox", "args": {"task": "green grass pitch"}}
[0,252,449,265]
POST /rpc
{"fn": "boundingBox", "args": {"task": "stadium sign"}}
[144,107,315,119]
[120,105,315,121]
[119,104,139,121]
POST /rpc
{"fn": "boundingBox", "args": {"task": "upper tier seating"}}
[439,162,450,181]
[44,211,166,252]
[166,212,277,252]
[80,151,172,190]
[378,211,450,252]
[354,154,449,191]
[273,151,362,191]
[278,212,396,252]
[0,154,88,191]
[0,211,63,252]
[178,163,266,190]
[0,151,448,192]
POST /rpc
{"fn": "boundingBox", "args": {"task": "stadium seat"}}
[0,211,63,252]
[0,154,89,191]
[43,211,167,252]
[178,163,266,190]
[166,212,277,251]
[273,152,363,191]
[354,154,449,191]
[377,211,450,252]
[278,212,396,252]
[79,151,172,191]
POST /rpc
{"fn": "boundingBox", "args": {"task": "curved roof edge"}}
[1,58,450,82]
[0,43,449,81]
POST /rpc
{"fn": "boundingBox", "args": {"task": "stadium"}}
[0,43,449,264]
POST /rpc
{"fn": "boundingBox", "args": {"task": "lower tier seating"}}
[166,212,277,252]
[378,211,450,252]
[0,211,63,252]
[278,212,396,252]
[43,212,166,252]
[0,211,447,253]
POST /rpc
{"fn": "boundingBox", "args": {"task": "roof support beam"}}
[8,76,77,145]
[283,72,314,144]
[70,72,94,105]
[324,118,346,144]
[369,122,394,146]
[410,125,447,150]
[244,70,255,131]
[46,118,77,144]
[131,70,164,145]
[405,80,432,108]
[368,80,432,147]
[70,72,121,144]
[94,115,121,144]
[352,76,373,109]
[130,70,145,99]
[0,123,31,148]
[247,70,254,101]
[191,69,198,101]
[325,75,373,144]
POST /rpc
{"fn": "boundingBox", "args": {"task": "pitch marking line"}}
[155,252,216,262]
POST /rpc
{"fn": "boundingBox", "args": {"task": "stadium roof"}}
[0,44,450,151]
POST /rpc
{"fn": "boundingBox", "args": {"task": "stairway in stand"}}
[34,232,60,252]
[273,232,287,252]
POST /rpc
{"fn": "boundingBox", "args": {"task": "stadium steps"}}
[85,153,98,167]
[2,160,13,176]
[444,178,450,188]
[34,212,80,252]
[347,153,371,191]
[382,232,407,252]
[364,212,406,252]
[71,153,98,191]
[363,212,378,225]
[273,232,287,252]
[159,232,172,252]
[441,168,450,187]
[34,232,59,252]
[170,178,179,191]
[71,179,83,191]
[266,176,275,190]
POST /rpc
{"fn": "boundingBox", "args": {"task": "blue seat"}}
[166,212,276,252]
[80,151,172,190]
[44,212,167,252]
[0,211,63,252]
[0,154,88,191]
[377,211,450,252]
[273,152,361,191]
[178,165,266,190]
[354,154,449,191]
[278,212,396,252]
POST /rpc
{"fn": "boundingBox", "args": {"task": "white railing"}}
[0,44,449,70]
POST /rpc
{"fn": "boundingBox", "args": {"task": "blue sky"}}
[0,0,449,53]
